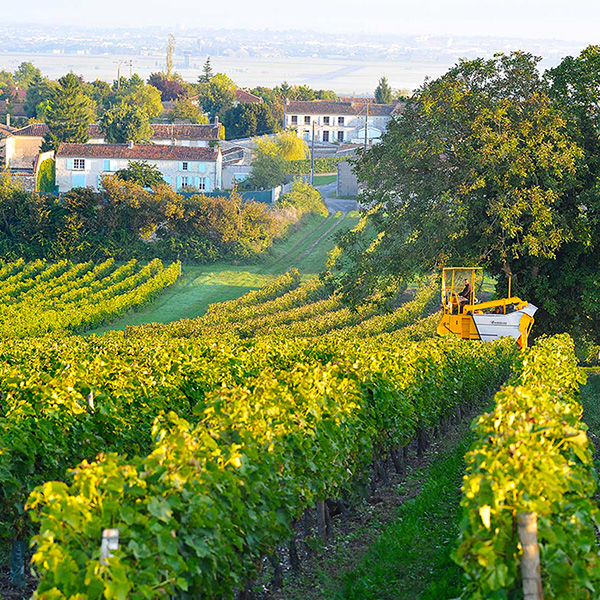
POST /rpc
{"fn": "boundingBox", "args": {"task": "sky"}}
[5,0,600,42]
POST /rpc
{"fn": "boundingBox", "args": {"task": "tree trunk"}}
[268,553,283,590]
[316,501,327,543]
[289,536,300,573]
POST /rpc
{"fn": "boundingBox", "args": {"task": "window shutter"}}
[103,160,110,171]
[176,176,182,190]
[198,162,206,173]
[67,158,74,170]
[193,177,200,189]
[204,177,211,192]
[178,162,183,172]
[163,176,171,186]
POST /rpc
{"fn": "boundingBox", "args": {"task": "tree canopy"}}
[42,73,95,150]
[115,161,166,187]
[374,76,393,104]
[221,103,277,139]
[197,73,237,118]
[99,102,153,143]
[168,98,209,124]
[333,50,600,338]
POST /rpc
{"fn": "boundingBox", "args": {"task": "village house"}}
[284,100,401,144]
[55,142,223,193]
[0,122,222,171]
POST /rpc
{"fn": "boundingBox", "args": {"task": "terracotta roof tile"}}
[15,123,221,141]
[285,100,398,117]
[56,143,220,161]
[235,89,263,104]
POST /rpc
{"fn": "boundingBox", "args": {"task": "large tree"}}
[333,52,595,336]
[147,73,185,101]
[374,76,393,104]
[168,97,208,124]
[198,57,214,84]
[42,73,95,150]
[99,102,152,143]
[24,72,55,118]
[220,103,276,139]
[197,73,237,118]
[115,161,165,187]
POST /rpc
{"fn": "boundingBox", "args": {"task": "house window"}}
[198,178,206,190]
[322,131,330,142]
[73,158,85,170]
[304,116,311,125]
[337,131,344,142]
[303,130,310,141]
[338,116,344,126]
[181,176,190,188]
[323,116,330,125]
[182,162,189,171]
[291,115,298,125]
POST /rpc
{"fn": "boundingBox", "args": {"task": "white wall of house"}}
[1,136,44,169]
[56,155,223,193]
[285,113,391,144]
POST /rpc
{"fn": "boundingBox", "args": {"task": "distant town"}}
[0,24,589,93]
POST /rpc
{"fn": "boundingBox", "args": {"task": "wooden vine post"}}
[517,512,543,600]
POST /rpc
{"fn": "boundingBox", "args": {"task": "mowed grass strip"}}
[89,211,359,332]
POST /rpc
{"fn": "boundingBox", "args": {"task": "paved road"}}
[317,182,359,214]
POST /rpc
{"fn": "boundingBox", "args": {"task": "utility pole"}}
[364,101,369,152]
[310,120,315,186]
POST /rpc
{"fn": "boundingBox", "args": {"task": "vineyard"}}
[0,259,180,338]
[0,263,597,599]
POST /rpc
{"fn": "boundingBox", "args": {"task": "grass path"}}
[269,413,478,600]
[90,211,358,333]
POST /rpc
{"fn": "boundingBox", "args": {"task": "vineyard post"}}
[517,512,543,600]
[100,529,120,565]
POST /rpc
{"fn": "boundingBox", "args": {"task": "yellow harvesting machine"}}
[436,267,537,349]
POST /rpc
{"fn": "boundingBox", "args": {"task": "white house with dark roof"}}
[284,100,401,144]
[1,123,222,171]
[55,143,223,193]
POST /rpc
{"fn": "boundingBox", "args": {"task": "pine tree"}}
[199,57,214,84]
[374,76,393,104]
[42,73,95,151]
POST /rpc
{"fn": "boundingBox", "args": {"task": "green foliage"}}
[114,81,164,120]
[199,57,214,84]
[0,258,180,338]
[374,76,393,104]
[99,102,153,143]
[249,151,286,189]
[36,158,55,193]
[335,51,586,313]
[455,334,599,599]
[167,97,208,124]
[42,73,95,151]
[24,333,514,599]
[278,181,328,218]
[286,156,345,174]
[115,161,165,187]
[221,102,277,139]
[23,71,55,118]
[197,73,237,118]
[0,174,329,263]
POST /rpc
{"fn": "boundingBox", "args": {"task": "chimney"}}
[127,140,134,149]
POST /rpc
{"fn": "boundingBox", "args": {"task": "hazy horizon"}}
[3,0,600,44]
